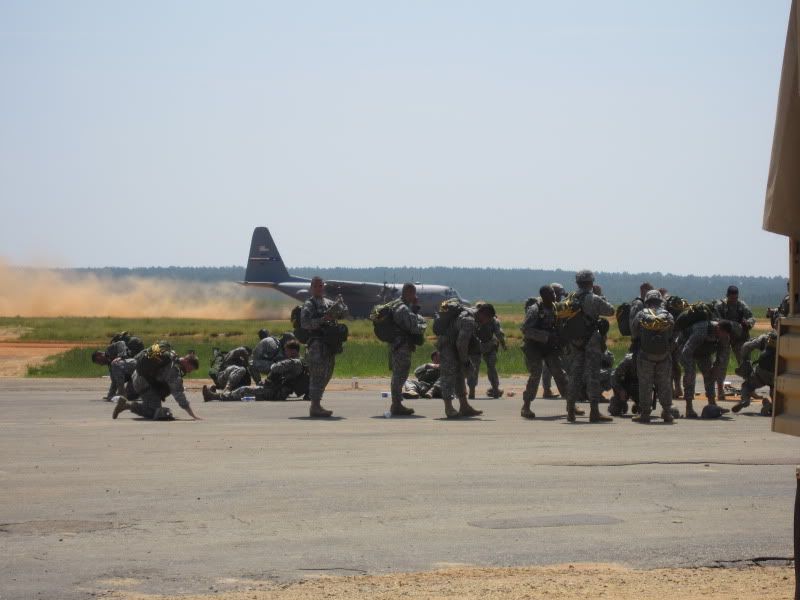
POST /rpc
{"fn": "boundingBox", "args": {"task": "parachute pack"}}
[638,309,672,355]
[370,299,403,343]
[664,295,689,319]
[615,302,633,337]
[555,292,594,342]
[674,302,718,332]
[110,331,145,356]
[290,305,312,344]
[135,342,174,384]
[432,298,466,336]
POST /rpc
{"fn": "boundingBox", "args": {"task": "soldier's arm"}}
[300,301,325,330]
[680,330,703,365]
[494,319,507,349]
[628,299,643,332]
[393,304,420,334]
[741,301,756,329]
[740,336,762,361]
[630,311,643,337]
[167,368,200,419]
[270,358,304,379]
[521,305,548,342]
[594,295,616,317]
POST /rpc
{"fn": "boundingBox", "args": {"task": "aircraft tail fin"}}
[244,227,291,283]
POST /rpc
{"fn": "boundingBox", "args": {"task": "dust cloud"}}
[0,262,289,319]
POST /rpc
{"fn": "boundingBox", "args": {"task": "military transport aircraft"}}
[241,227,467,317]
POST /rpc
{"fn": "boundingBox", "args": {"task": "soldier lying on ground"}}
[403,351,442,399]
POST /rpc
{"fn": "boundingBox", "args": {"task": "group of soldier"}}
[95,272,780,423]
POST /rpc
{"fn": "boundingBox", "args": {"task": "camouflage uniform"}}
[300,296,344,405]
[567,287,615,418]
[714,298,755,365]
[217,364,250,391]
[109,357,137,398]
[631,304,675,419]
[779,294,790,317]
[609,353,638,415]
[735,332,776,414]
[129,358,191,420]
[103,340,130,399]
[469,317,505,396]
[680,321,731,410]
[521,300,568,410]
[218,358,307,401]
[542,284,567,394]
[388,300,426,406]
[404,362,441,398]
[438,308,477,408]
[250,336,281,382]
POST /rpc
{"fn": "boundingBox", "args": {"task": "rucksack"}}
[370,299,403,343]
[290,305,311,344]
[222,347,250,368]
[638,309,672,356]
[555,292,594,342]
[110,331,145,356]
[615,302,633,337]
[674,302,717,332]
[321,323,348,354]
[524,296,541,312]
[432,298,466,336]
[665,295,689,319]
[135,342,174,384]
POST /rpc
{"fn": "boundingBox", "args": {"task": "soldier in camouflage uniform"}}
[680,320,732,418]
[300,277,349,418]
[542,283,567,398]
[608,353,638,416]
[112,353,201,421]
[438,304,492,418]
[566,270,615,423]
[467,305,506,399]
[403,351,441,398]
[732,330,777,416]
[630,290,675,423]
[714,286,755,365]
[204,342,308,402]
[92,340,131,400]
[250,329,279,383]
[216,364,250,392]
[520,285,581,419]
[386,283,427,416]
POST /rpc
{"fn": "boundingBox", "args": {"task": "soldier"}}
[300,276,349,418]
[565,270,615,423]
[628,282,655,336]
[437,304,491,418]
[204,341,308,401]
[385,283,427,416]
[680,320,733,418]
[215,364,250,392]
[732,329,777,416]
[520,285,580,419]
[91,340,131,400]
[542,282,567,398]
[112,351,201,421]
[714,285,755,365]
[467,303,506,399]
[608,353,638,416]
[403,351,441,399]
[630,290,675,423]
[250,328,279,383]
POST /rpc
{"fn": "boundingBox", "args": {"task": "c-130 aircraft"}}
[240,227,467,318]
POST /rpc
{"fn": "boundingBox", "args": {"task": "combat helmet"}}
[575,269,595,284]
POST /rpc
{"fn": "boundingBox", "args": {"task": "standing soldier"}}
[438,304,492,418]
[300,276,349,418]
[468,303,506,399]
[520,285,580,419]
[714,285,755,364]
[630,290,675,423]
[566,270,615,423]
[542,283,567,398]
[386,283,427,416]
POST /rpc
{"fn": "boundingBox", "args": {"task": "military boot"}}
[390,402,415,416]
[589,403,612,423]
[443,398,459,419]
[521,399,535,420]
[684,399,698,419]
[309,402,333,418]
[487,388,504,398]
[112,396,130,419]
[202,385,221,402]
[632,411,651,424]
[761,400,773,417]
[458,399,483,417]
[566,400,576,423]
[468,386,476,400]
[731,400,748,413]
[660,408,674,423]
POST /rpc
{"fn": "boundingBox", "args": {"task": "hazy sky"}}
[0,1,792,276]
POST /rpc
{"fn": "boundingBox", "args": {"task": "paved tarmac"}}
[0,377,798,599]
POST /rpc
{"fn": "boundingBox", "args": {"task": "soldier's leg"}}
[542,364,554,396]
[698,355,716,403]
[634,356,654,422]
[735,369,770,413]
[438,345,460,418]
[484,350,502,397]
[671,345,683,398]
[522,347,543,419]
[221,385,263,401]
[456,360,482,417]
[390,343,414,415]
[681,348,698,418]
[655,358,674,422]
[567,345,586,422]
[586,334,612,423]
[125,389,162,419]
[306,341,333,417]
[544,350,581,417]
[466,354,480,399]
